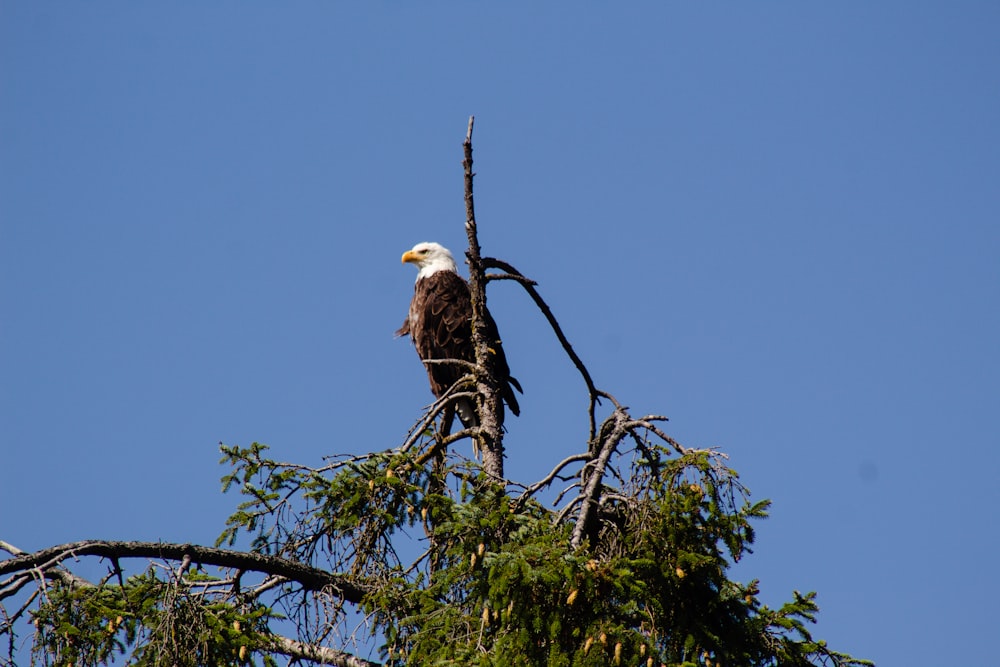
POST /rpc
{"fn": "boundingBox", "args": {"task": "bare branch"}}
[571,409,631,549]
[414,426,480,466]
[515,453,592,506]
[462,116,505,479]
[627,417,686,455]
[0,540,92,593]
[0,573,33,601]
[554,480,583,508]
[0,540,372,604]
[419,357,479,372]
[400,381,478,453]
[485,272,537,287]
[483,256,602,440]
[555,495,583,525]
[176,553,192,579]
[270,635,381,667]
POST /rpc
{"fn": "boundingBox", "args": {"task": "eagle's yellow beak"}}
[401,250,419,264]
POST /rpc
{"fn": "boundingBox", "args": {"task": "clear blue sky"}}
[2,3,999,665]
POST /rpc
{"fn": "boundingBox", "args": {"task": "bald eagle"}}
[397,242,521,429]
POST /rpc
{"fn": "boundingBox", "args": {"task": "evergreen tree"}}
[0,121,870,667]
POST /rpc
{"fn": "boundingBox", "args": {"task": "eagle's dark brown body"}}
[397,268,521,428]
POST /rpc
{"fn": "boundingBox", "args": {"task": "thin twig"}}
[414,427,478,466]
[627,418,686,455]
[485,272,537,287]
[400,383,477,452]
[515,453,592,506]
[554,481,582,507]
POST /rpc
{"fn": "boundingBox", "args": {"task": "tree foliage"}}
[0,120,870,667]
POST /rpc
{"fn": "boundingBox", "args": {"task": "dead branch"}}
[462,115,505,479]
[0,540,372,605]
[484,272,537,287]
[483,256,599,409]
[571,408,631,549]
[419,357,479,371]
[514,453,593,506]
[0,540,93,596]
[627,416,686,455]
[414,427,480,466]
[400,382,478,452]
[271,636,381,667]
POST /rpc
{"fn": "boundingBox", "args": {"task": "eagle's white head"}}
[401,242,459,280]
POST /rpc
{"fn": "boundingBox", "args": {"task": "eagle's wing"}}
[482,306,522,417]
[410,272,473,399]
[408,270,522,423]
